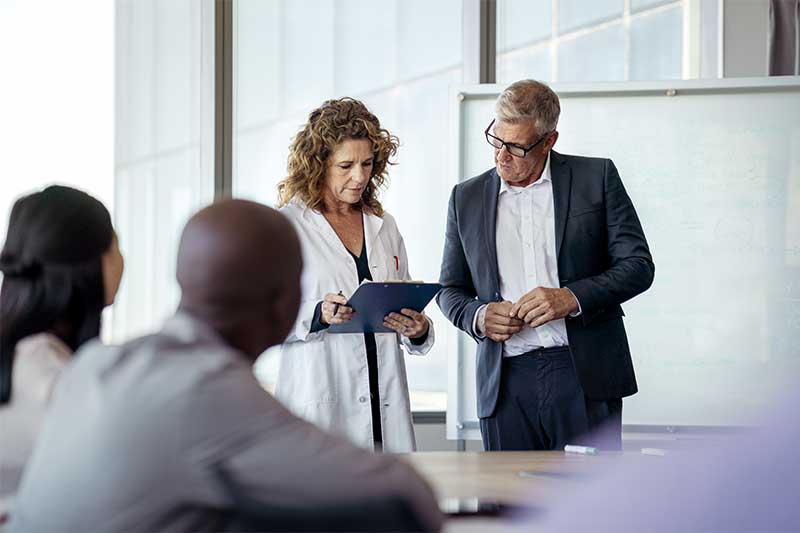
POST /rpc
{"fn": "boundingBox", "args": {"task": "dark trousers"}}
[479,346,623,451]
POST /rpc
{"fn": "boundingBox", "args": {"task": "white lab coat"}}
[276,199,435,453]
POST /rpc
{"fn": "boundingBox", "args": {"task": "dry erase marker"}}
[641,447,666,456]
[564,444,597,455]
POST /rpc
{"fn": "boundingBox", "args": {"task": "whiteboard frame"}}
[447,76,800,441]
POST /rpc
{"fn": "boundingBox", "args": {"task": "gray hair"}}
[495,79,560,135]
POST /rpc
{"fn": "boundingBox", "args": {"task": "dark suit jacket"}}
[437,151,654,418]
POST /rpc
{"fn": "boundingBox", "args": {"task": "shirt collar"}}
[161,311,228,348]
[498,151,552,196]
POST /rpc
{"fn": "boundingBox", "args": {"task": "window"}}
[113,0,215,341]
[497,0,721,84]
[2,0,216,345]
[0,0,115,337]
[3,0,727,415]
[0,0,114,244]
[234,0,463,411]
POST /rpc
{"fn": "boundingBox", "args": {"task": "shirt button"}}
[359,396,367,403]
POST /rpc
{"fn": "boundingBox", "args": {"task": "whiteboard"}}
[447,78,800,439]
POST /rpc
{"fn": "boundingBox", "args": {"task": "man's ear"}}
[547,131,559,151]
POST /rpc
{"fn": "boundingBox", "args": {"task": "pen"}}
[332,290,343,316]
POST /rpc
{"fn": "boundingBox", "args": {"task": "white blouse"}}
[0,333,71,517]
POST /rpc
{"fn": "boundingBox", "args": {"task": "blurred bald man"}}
[10,200,442,533]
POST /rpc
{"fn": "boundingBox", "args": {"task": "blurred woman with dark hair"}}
[0,185,124,516]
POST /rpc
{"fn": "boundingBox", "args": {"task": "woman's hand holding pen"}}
[320,292,353,325]
[383,309,429,339]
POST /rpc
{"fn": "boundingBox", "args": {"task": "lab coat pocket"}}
[368,239,391,281]
[299,337,338,405]
[369,262,389,283]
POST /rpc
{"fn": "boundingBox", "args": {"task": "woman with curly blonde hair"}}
[275,97,434,453]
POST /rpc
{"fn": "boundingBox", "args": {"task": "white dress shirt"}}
[474,153,579,357]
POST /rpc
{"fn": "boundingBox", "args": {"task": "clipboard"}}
[328,281,442,334]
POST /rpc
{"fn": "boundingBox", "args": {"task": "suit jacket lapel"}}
[483,170,501,293]
[550,151,572,258]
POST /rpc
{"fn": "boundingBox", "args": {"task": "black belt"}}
[518,345,570,357]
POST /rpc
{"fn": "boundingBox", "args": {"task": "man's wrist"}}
[473,304,488,338]
[564,288,582,317]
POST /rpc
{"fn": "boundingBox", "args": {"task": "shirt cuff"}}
[566,288,582,317]
[309,301,329,333]
[472,304,488,338]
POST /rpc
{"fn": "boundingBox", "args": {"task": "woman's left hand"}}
[383,309,429,339]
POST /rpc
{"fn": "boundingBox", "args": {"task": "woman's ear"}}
[101,235,125,307]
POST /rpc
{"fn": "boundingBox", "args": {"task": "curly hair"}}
[277,97,399,216]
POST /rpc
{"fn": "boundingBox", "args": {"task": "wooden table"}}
[406,451,640,503]
[404,451,650,532]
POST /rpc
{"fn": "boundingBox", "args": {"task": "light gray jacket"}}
[10,313,442,532]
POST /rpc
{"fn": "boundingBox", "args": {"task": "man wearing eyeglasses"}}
[437,80,654,451]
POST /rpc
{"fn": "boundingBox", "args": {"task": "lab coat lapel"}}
[300,201,348,254]
[363,209,384,267]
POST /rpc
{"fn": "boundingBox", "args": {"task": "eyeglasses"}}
[484,119,551,158]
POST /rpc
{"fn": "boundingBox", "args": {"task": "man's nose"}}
[496,145,512,161]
